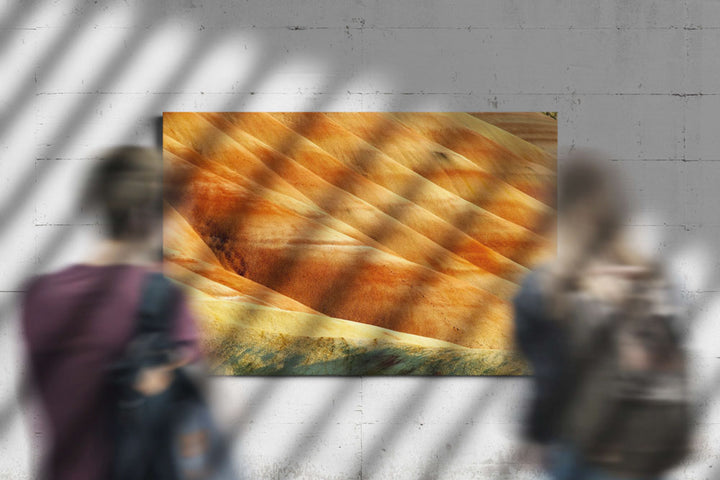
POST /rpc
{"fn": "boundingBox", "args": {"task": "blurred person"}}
[22,147,201,480]
[514,153,691,480]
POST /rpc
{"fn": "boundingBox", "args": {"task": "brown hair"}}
[546,152,660,318]
[83,146,163,240]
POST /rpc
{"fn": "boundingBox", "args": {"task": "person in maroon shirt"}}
[22,147,200,480]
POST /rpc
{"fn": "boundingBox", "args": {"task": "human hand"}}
[133,364,175,396]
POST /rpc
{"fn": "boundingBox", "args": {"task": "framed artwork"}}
[163,112,556,375]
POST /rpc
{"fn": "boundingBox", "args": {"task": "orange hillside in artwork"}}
[162,112,557,375]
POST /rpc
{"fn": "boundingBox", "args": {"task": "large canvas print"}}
[162,112,556,375]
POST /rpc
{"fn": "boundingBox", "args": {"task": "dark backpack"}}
[107,272,237,480]
[560,273,692,476]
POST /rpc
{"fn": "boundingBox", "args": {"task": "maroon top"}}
[22,264,200,480]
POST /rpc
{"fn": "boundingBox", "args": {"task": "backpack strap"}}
[135,272,180,338]
[122,272,183,368]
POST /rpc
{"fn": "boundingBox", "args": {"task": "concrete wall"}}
[1,1,719,478]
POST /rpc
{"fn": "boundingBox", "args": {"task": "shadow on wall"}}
[1,1,718,479]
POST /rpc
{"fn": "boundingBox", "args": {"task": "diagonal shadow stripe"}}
[0,25,218,329]
[168,76,372,435]
[9,32,360,472]
[0,23,270,437]
[420,184,720,479]
[0,0,41,61]
[0,15,271,326]
[241,119,483,471]
[4,10,708,480]
[11,107,548,480]
[414,167,719,479]
[173,110,716,478]
[347,119,555,479]
[0,1,168,234]
[0,4,716,480]
[202,109,552,476]
[0,0,102,144]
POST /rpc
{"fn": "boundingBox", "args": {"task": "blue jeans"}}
[548,446,663,480]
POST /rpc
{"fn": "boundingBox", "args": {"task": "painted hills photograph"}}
[162,112,557,375]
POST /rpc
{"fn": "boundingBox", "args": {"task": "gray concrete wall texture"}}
[1,1,719,478]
